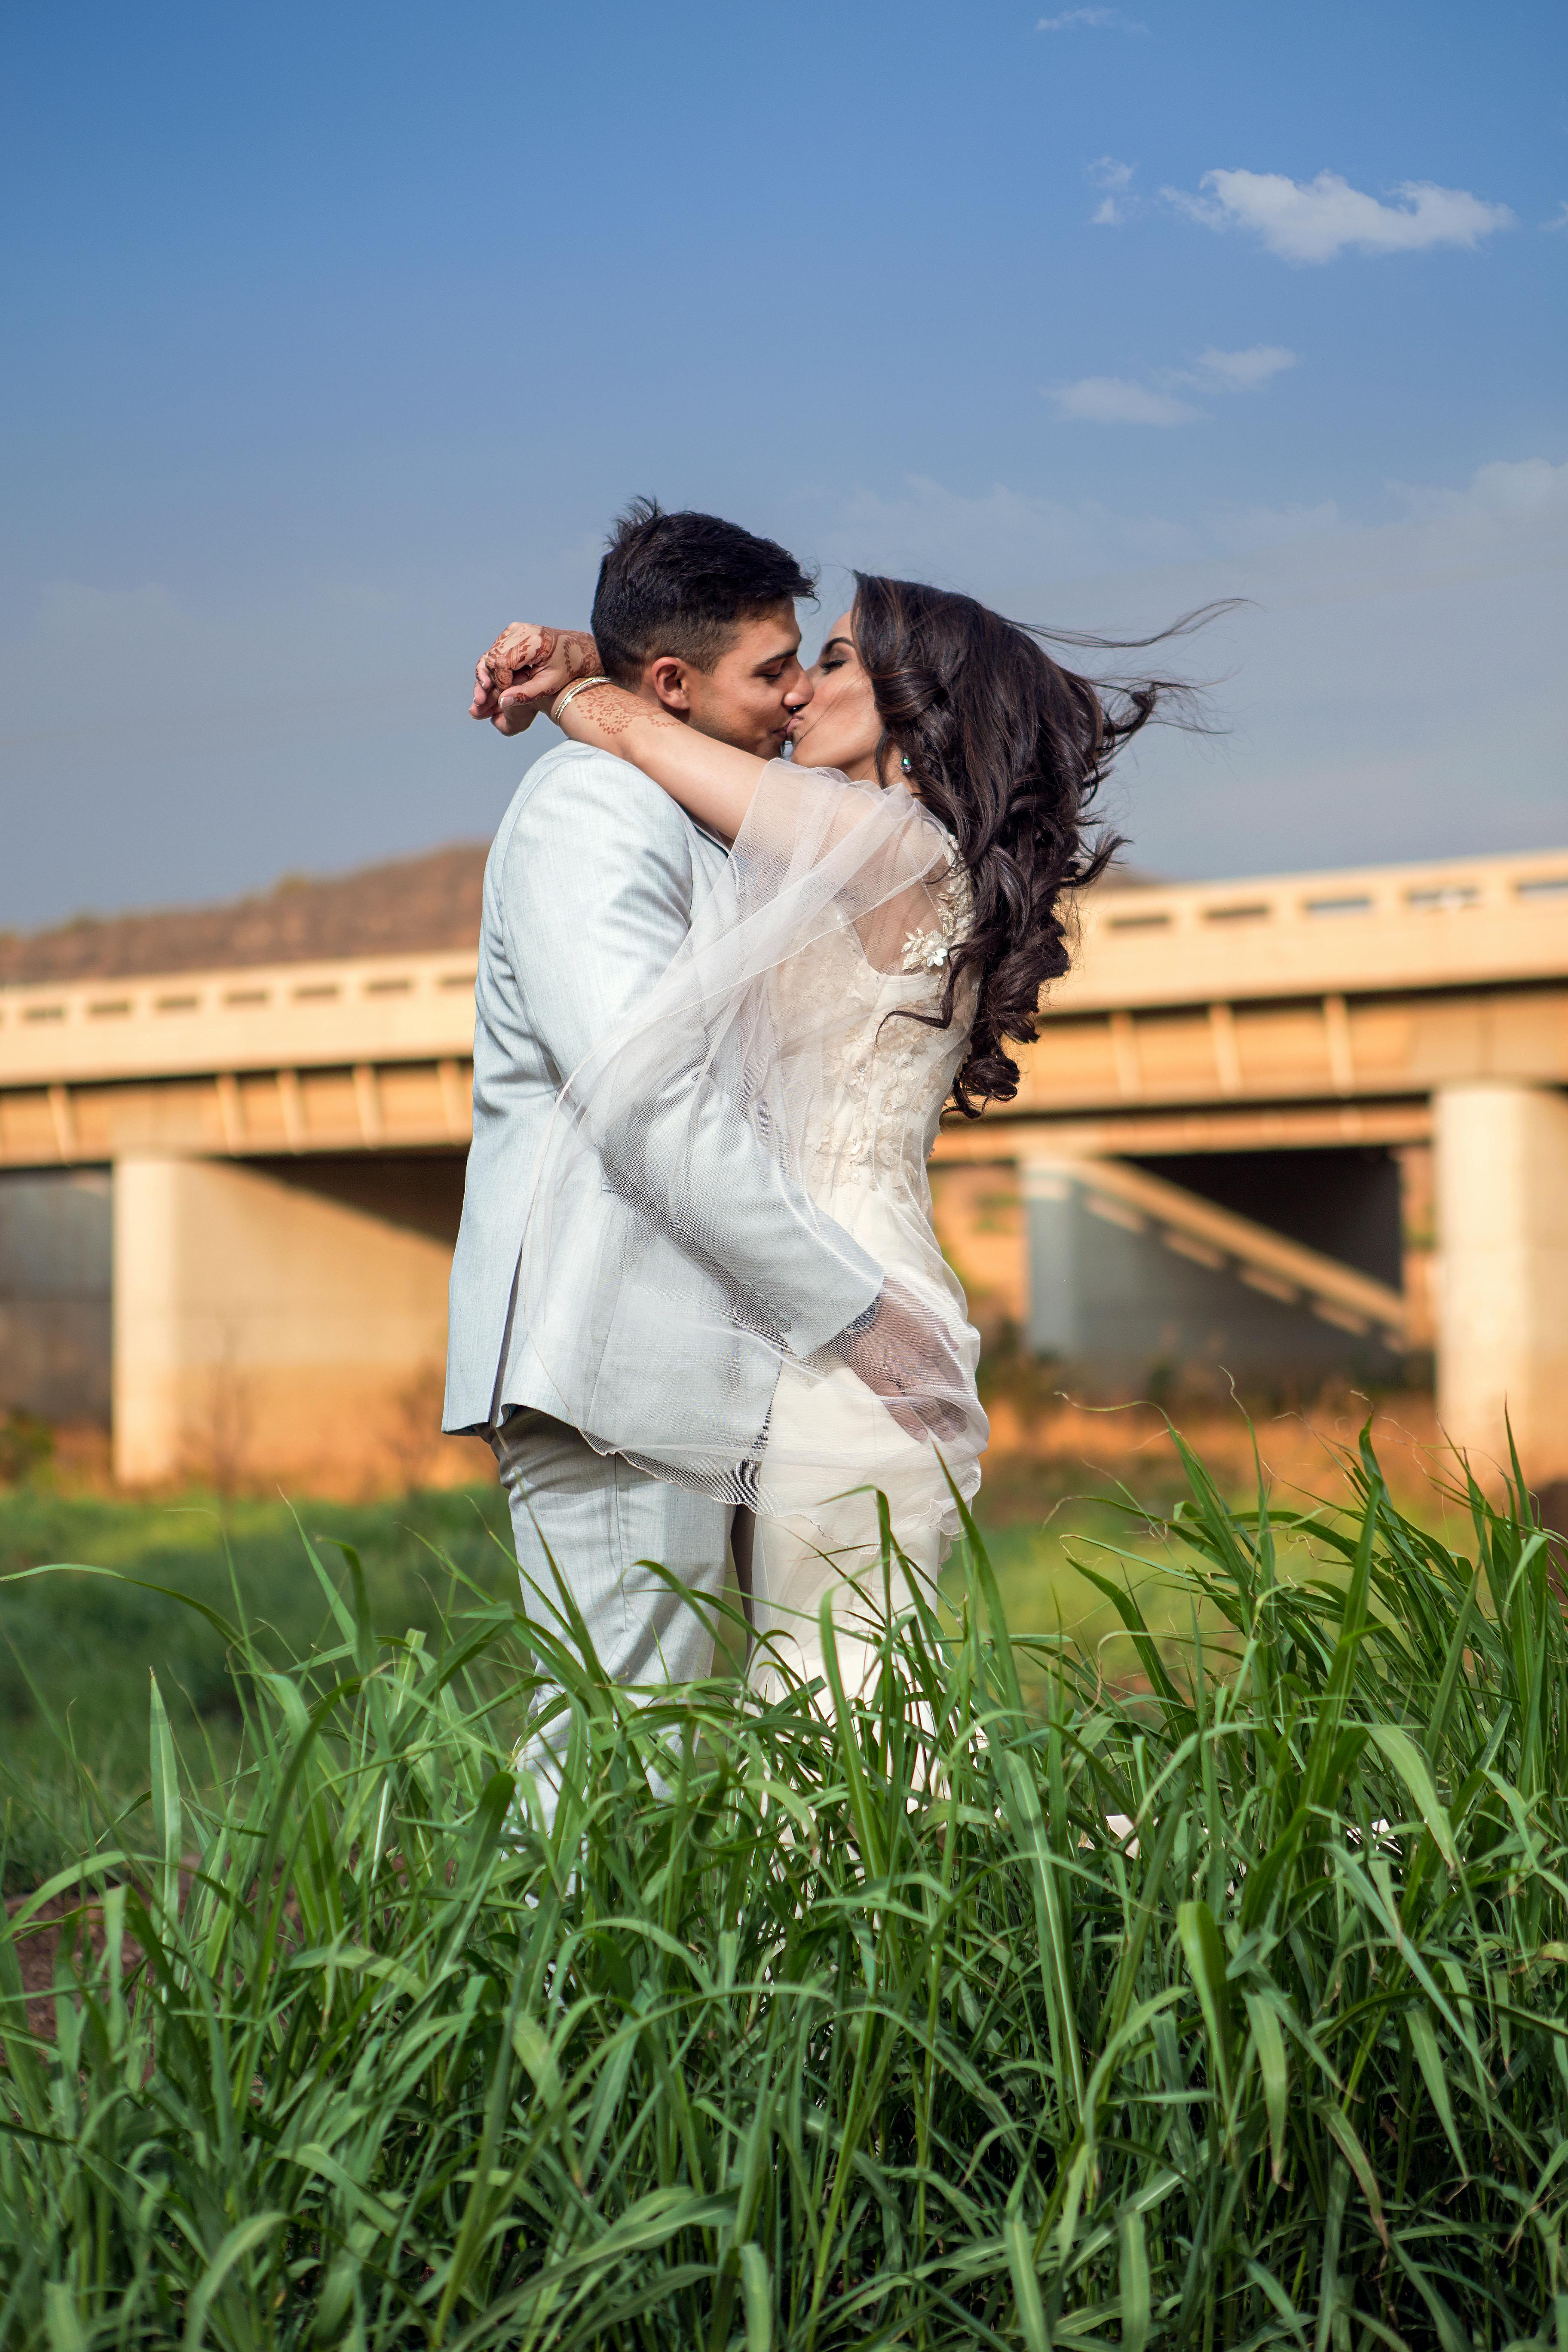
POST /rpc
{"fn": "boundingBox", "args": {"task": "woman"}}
[482,578,1181,1699]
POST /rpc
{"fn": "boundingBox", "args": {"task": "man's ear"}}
[646,655,693,714]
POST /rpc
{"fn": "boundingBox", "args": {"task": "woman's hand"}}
[470,625,600,735]
[833,1276,970,1443]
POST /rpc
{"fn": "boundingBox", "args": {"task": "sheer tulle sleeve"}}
[512,760,986,1513]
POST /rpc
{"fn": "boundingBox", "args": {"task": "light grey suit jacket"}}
[443,742,883,1444]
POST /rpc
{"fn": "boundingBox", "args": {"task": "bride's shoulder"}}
[898,853,974,980]
[901,798,972,910]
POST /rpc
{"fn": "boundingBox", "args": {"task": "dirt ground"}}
[4,1882,148,2045]
[975,1387,1453,1522]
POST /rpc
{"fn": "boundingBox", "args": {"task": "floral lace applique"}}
[900,860,972,976]
[796,856,977,1193]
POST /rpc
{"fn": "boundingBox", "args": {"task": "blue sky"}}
[3,0,1564,926]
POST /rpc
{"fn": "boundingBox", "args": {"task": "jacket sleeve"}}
[498,752,882,1359]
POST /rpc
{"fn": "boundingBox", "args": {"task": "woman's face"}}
[787,610,887,784]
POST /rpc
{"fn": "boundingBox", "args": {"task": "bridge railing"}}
[1056,847,1568,1012]
[0,950,480,1088]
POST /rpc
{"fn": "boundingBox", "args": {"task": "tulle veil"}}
[510,758,989,1526]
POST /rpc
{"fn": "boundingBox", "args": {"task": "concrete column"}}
[1021,1159,1084,1360]
[112,1155,458,1488]
[1433,1084,1568,1482]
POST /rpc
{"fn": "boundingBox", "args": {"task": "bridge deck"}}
[1,848,1564,1169]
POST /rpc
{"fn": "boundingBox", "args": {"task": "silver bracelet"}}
[549,674,611,726]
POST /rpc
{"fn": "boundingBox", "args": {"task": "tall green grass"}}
[3,1430,1567,2348]
[0,1484,517,1882]
[0,1477,1153,1886]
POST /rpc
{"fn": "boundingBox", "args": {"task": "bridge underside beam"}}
[932,1099,1433,1162]
[1014,983,1568,1116]
[0,1060,473,1169]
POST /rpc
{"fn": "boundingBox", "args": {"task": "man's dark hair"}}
[590,498,816,686]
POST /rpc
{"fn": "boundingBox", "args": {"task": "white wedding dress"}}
[749,844,982,1696]
[517,759,989,1701]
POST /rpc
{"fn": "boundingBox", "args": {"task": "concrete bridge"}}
[1,845,1565,1486]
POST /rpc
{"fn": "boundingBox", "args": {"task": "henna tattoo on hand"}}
[576,687,635,736]
[560,685,686,743]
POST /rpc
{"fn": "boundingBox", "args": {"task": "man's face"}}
[645,602,813,758]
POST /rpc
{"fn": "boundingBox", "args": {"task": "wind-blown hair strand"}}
[851,572,1223,1115]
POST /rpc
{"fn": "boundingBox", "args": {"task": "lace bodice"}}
[778,856,976,1198]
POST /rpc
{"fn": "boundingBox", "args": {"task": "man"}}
[446,499,939,1757]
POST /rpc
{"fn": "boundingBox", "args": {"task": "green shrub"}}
[0,1415,52,1490]
[2,1432,1566,2347]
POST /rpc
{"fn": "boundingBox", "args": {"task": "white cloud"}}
[1185,343,1298,390]
[812,455,1568,600]
[1089,155,1136,227]
[1197,501,1343,557]
[1544,200,1568,234]
[1387,454,1568,527]
[813,478,1205,584]
[1049,376,1202,426]
[1164,168,1515,263]
[1049,346,1297,424]
[1038,7,1143,29]
[812,476,1344,586]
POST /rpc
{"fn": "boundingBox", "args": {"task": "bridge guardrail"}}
[1056,848,1568,1012]
[0,951,479,1087]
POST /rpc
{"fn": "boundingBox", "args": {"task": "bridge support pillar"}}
[111,1155,459,1489]
[1434,1084,1568,1484]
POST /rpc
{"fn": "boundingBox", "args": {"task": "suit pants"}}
[490,1408,740,1813]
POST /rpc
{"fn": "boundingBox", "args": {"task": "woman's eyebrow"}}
[818,636,854,658]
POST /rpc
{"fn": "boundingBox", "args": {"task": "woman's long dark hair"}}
[852,572,1220,1116]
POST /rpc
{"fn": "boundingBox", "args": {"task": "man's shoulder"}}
[488,744,700,899]
[491,741,695,861]
[509,739,691,822]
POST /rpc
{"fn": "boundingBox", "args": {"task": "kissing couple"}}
[444,500,1183,1784]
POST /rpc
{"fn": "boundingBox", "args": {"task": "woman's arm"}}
[473,621,940,934]
[553,683,766,844]
[564,684,950,983]
[476,620,768,842]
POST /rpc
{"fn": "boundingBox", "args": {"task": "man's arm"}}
[501,752,882,1361]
